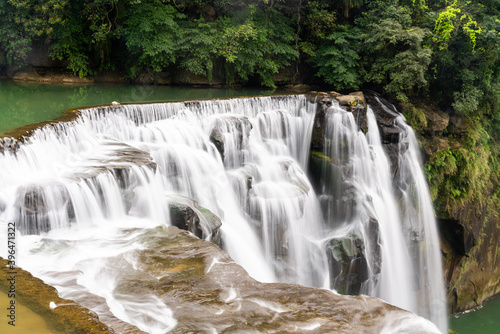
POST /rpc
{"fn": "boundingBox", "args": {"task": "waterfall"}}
[0,94,445,332]
[318,104,416,311]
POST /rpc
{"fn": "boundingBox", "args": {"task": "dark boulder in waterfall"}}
[364,93,405,141]
[209,126,225,159]
[364,92,410,176]
[167,195,222,244]
[326,231,370,295]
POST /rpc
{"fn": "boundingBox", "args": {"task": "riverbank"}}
[2,66,316,92]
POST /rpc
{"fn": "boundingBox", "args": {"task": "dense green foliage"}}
[1,0,497,97]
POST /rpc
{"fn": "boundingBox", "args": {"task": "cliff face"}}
[400,100,500,313]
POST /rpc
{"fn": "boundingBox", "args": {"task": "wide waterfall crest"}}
[0,94,445,333]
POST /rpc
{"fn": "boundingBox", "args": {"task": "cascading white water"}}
[317,98,446,332]
[0,94,445,332]
[319,104,415,311]
[379,97,448,332]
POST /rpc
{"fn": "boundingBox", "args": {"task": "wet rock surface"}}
[167,195,222,244]
[13,141,156,235]
[209,115,252,166]
[326,232,369,295]
[0,226,440,334]
[308,91,367,152]
[0,257,136,334]
[363,92,410,176]
[111,227,439,333]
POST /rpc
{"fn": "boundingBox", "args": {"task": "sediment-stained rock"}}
[105,227,440,333]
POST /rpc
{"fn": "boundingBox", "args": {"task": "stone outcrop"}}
[0,228,440,333]
[308,91,367,152]
[439,202,500,313]
[326,232,369,295]
[208,115,252,166]
[9,67,95,84]
[167,195,222,244]
[307,91,500,315]
[100,227,441,333]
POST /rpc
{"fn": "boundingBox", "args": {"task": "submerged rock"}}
[326,231,369,295]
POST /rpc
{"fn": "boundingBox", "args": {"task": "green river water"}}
[0,80,497,333]
[0,80,281,135]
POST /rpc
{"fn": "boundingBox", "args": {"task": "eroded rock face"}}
[397,97,500,313]
[363,92,411,177]
[308,91,367,152]
[439,205,500,313]
[326,232,369,295]
[326,219,382,296]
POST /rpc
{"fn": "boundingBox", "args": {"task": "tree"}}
[124,0,184,76]
[358,1,431,102]
[0,0,32,66]
[313,25,362,90]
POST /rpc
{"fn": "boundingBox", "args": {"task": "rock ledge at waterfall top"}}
[308,91,368,153]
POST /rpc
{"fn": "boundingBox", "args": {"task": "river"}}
[449,295,500,333]
[0,80,281,134]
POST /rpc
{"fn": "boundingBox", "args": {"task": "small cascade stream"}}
[0,94,446,332]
